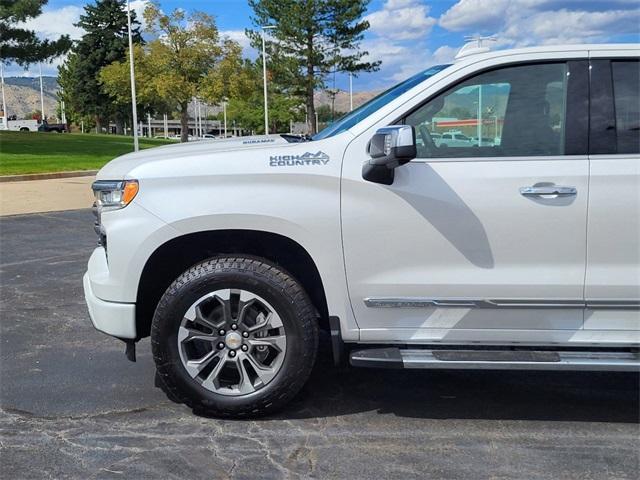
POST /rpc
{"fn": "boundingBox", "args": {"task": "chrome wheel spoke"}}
[243,352,279,386]
[201,355,228,390]
[235,355,258,394]
[185,350,221,378]
[246,311,283,333]
[194,304,223,330]
[247,334,286,353]
[178,325,217,344]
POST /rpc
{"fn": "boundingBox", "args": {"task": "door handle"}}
[519,186,577,197]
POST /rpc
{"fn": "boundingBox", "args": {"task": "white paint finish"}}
[83,272,136,339]
[359,327,640,346]
[584,309,640,331]
[95,133,360,340]
[585,156,640,300]
[91,202,181,302]
[342,152,589,335]
[83,43,640,350]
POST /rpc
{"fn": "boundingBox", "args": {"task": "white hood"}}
[97,134,293,179]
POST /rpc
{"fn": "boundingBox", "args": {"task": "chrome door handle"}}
[519,186,577,197]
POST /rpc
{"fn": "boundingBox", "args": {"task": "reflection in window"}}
[612,61,640,154]
[406,63,568,158]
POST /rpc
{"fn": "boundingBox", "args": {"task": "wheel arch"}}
[135,229,329,340]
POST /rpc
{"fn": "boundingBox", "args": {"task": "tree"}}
[247,0,380,134]
[58,0,142,133]
[0,0,71,65]
[99,44,169,122]
[140,4,228,142]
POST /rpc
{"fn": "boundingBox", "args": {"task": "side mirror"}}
[362,125,416,185]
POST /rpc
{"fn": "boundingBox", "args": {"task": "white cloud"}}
[439,0,511,32]
[439,0,640,46]
[18,5,84,42]
[507,8,640,45]
[129,0,151,29]
[362,38,456,83]
[221,29,254,55]
[365,0,436,40]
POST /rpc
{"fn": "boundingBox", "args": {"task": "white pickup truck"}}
[84,43,640,417]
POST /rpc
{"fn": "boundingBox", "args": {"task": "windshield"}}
[313,64,450,140]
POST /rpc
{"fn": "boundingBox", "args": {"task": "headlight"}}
[92,180,139,211]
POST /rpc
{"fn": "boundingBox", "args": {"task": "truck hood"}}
[97,134,295,179]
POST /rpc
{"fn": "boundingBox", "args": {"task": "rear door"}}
[585,54,640,338]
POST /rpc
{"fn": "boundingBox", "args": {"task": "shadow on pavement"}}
[203,337,640,424]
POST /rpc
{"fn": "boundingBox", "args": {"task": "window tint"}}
[612,61,640,154]
[406,63,568,158]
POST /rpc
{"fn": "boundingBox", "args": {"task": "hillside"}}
[314,89,379,113]
[3,77,59,121]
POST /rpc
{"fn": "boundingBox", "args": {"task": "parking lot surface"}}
[1,209,639,480]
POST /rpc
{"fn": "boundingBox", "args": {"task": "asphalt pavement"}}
[1,209,639,479]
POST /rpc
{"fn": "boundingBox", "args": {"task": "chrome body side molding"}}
[364,297,640,309]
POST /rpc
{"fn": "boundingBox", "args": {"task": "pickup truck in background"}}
[0,119,67,132]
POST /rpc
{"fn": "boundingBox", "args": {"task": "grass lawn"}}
[0,131,176,175]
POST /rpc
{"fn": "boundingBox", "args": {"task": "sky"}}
[7,0,640,91]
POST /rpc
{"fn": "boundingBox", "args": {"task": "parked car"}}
[439,131,473,147]
[470,136,496,147]
[84,43,640,418]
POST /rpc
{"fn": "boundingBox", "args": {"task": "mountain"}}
[2,77,59,120]
[314,89,379,114]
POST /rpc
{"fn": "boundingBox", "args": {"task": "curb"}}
[0,170,98,183]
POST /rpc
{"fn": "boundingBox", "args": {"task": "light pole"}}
[349,72,353,111]
[39,63,45,121]
[261,25,275,135]
[477,84,483,147]
[126,0,139,151]
[0,62,7,130]
[222,97,228,138]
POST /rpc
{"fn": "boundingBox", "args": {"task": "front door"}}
[342,60,590,344]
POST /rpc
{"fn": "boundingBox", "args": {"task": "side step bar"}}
[350,348,640,372]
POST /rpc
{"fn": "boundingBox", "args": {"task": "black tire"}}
[151,255,319,418]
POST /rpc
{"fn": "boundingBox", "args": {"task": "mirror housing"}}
[363,125,416,185]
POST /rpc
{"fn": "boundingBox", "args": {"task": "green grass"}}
[0,131,176,175]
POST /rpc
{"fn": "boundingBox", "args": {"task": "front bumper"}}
[83,247,136,339]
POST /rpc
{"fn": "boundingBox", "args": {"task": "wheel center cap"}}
[224,331,242,350]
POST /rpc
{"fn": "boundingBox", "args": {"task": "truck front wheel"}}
[151,255,318,417]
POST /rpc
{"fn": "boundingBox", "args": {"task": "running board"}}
[349,348,640,371]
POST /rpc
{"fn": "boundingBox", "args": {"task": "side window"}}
[406,63,568,158]
[612,61,640,154]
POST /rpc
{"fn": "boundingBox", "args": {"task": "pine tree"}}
[58,0,142,133]
[247,0,380,134]
[0,0,71,65]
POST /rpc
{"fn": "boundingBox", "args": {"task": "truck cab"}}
[84,43,640,417]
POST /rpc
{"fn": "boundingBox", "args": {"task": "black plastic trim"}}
[589,59,616,154]
[328,316,345,366]
[565,60,589,155]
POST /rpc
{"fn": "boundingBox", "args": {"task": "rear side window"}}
[612,61,640,154]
